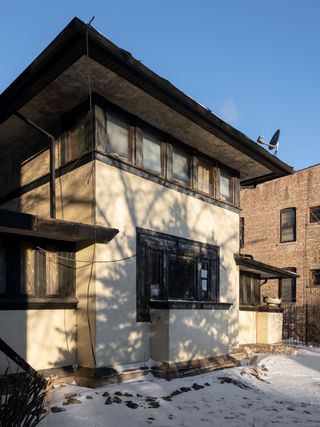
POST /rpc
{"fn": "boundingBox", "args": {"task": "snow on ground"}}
[40,348,320,427]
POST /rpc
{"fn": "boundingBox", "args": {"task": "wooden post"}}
[0,338,45,384]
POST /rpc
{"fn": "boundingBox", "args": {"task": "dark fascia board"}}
[0,17,293,180]
[0,208,119,246]
[234,255,299,279]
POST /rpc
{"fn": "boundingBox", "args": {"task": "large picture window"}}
[280,208,296,243]
[136,228,219,321]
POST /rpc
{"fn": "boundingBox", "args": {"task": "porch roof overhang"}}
[0,18,293,186]
[234,255,299,280]
[0,209,119,247]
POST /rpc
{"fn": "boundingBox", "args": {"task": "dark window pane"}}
[198,159,213,195]
[143,130,162,174]
[172,147,190,185]
[220,170,234,203]
[61,121,89,165]
[107,111,130,158]
[0,243,6,294]
[280,209,296,242]
[240,218,244,249]
[310,207,320,223]
[310,269,320,286]
[279,267,296,302]
[279,278,295,302]
[168,255,196,300]
[147,251,162,299]
[200,261,209,300]
[240,273,260,305]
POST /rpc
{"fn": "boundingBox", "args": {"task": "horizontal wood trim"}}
[0,297,78,310]
[0,151,93,205]
[0,150,240,214]
[97,152,240,213]
[239,305,283,313]
[148,300,232,310]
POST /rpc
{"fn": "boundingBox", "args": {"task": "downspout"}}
[8,109,56,218]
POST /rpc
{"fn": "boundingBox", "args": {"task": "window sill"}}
[240,304,283,313]
[277,241,297,246]
[0,297,78,310]
[148,300,232,310]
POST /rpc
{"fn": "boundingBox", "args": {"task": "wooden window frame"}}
[239,272,261,306]
[60,94,240,209]
[218,168,235,205]
[105,107,134,163]
[136,228,219,321]
[196,156,216,197]
[310,269,320,287]
[169,140,193,188]
[279,267,296,303]
[138,123,165,177]
[0,235,76,309]
[280,208,296,243]
[310,206,320,224]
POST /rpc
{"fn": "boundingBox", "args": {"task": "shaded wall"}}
[95,161,240,367]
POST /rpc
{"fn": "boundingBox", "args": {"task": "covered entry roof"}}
[234,255,299,280]
[0,18,293,186]
[0,209,119,247]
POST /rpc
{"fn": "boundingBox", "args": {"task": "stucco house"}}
[0,18,295,385]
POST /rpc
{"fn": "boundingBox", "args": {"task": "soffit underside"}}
[0,56,272,181]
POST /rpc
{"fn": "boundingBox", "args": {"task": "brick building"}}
[240,163,320,342]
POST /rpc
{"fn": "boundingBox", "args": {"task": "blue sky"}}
[1,0,319,171]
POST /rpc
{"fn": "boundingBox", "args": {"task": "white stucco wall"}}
[239,310,257,345]
[257,312,283,344]
[0,309,76,374]
[95,161,239,367]
[150,308,232,364]
[239,310,283,345]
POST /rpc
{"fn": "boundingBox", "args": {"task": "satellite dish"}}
[257,129,280,155]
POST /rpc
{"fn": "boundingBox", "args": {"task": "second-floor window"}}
[142,129,163,174]
[198,158,214,196]
[172,146,190,186]
[106,111,131,160]
[280,208,296,243]
[219,169,234,204]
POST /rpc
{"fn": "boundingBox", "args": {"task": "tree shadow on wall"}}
[51,164,239,377]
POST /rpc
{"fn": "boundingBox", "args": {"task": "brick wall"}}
[240,163,320,306]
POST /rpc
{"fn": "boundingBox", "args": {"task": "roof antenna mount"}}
[87,16,95,27]
[257,129,280,155]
